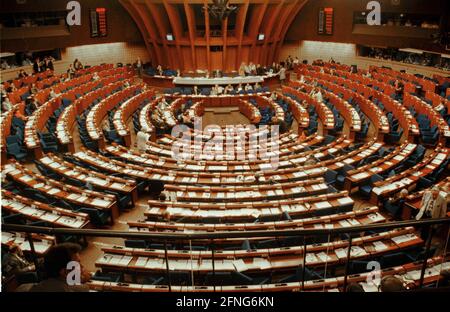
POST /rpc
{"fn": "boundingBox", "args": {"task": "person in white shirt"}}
[310,88,323,103]
[136,131,150,152]
[299,75,305,83]
[49,88,60,99]
[236,84,243,93]
[157,98,169,111]
[92,72,100,81]
[249,62,256,75]
[210,85,219,96]
[245,83,253,91]
[217,85,224,95]
[2,95,13,112]
[315,89,323,103]
[157,65,163,76]
[278,66,286,83]
[244,64,251,76]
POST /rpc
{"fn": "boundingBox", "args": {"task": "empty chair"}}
[324,169,338,185]
[336,164,354,188]
[124,240,148,249]
[92,271,122,283]
[7,143,28,161]
[359,174,384,198]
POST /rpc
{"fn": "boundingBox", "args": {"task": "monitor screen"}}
[166,34,174,41]
[258,34,265,41]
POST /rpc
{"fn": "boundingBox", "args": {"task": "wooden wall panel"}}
[121,0,307,71]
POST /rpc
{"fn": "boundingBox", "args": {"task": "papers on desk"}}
[86,177,108,186]
[77,195,88,202]
[91,198,111,208]
[110,182,124,189]
[317,252,332,262]
[135,257,148,267]
[58,216,85,228]
[253,258,271,270]
[352,172,369,180]
[314,201,331,209]
[347,219,360,226]
[292,171,306,178]
[311,184,326,191]
[19,175,33,182]
[306,253,319,264]
[40,157,53,165]
[48,188,61,195]
[67,193,80,200]
[391,234,417,245]
[338,220,351,227]
[337,197,353,205]
[367,213,385,222]
[373,241,388,252]
[233,259,248,272]
[41,212,59,222]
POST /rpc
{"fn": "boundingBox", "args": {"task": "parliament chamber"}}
[1,0,450,296]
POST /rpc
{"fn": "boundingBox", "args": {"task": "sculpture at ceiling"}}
[204,0,238,20]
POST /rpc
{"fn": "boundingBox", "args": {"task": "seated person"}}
[244,83,253,92]
[30,83,38,95]
[304,154,318,166]
[224,84,234,94]
[236,83,244,93]
[2,244,36,284]
[49,88,61,99]
[379,276,406,292]
[156,65,163,76]
[28,243,90,292]
[210,85,219,96]
[193,86,199,95]
[14,109,28,121]
[254,82,262,91]
[157,98,169,111]
[18,69,28,79]
[1,95,13,112]
[67,64,76,79]
[101,119,110,134]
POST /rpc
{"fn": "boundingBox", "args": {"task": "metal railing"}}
[3,217,450,292]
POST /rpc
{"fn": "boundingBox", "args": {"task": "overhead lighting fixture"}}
[258,34,265,41]
[166,33,174,41]
[204,0,238,21]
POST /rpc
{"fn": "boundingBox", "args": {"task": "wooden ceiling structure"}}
[119,0,308,71]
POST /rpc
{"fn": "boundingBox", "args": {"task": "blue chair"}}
[92,271,122,283]
[359,174,384,198]
[7,143,27,161]
[336,164,354,187]
[324,169,338,185]
[125,240,147,248]
[77,208,109,226]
